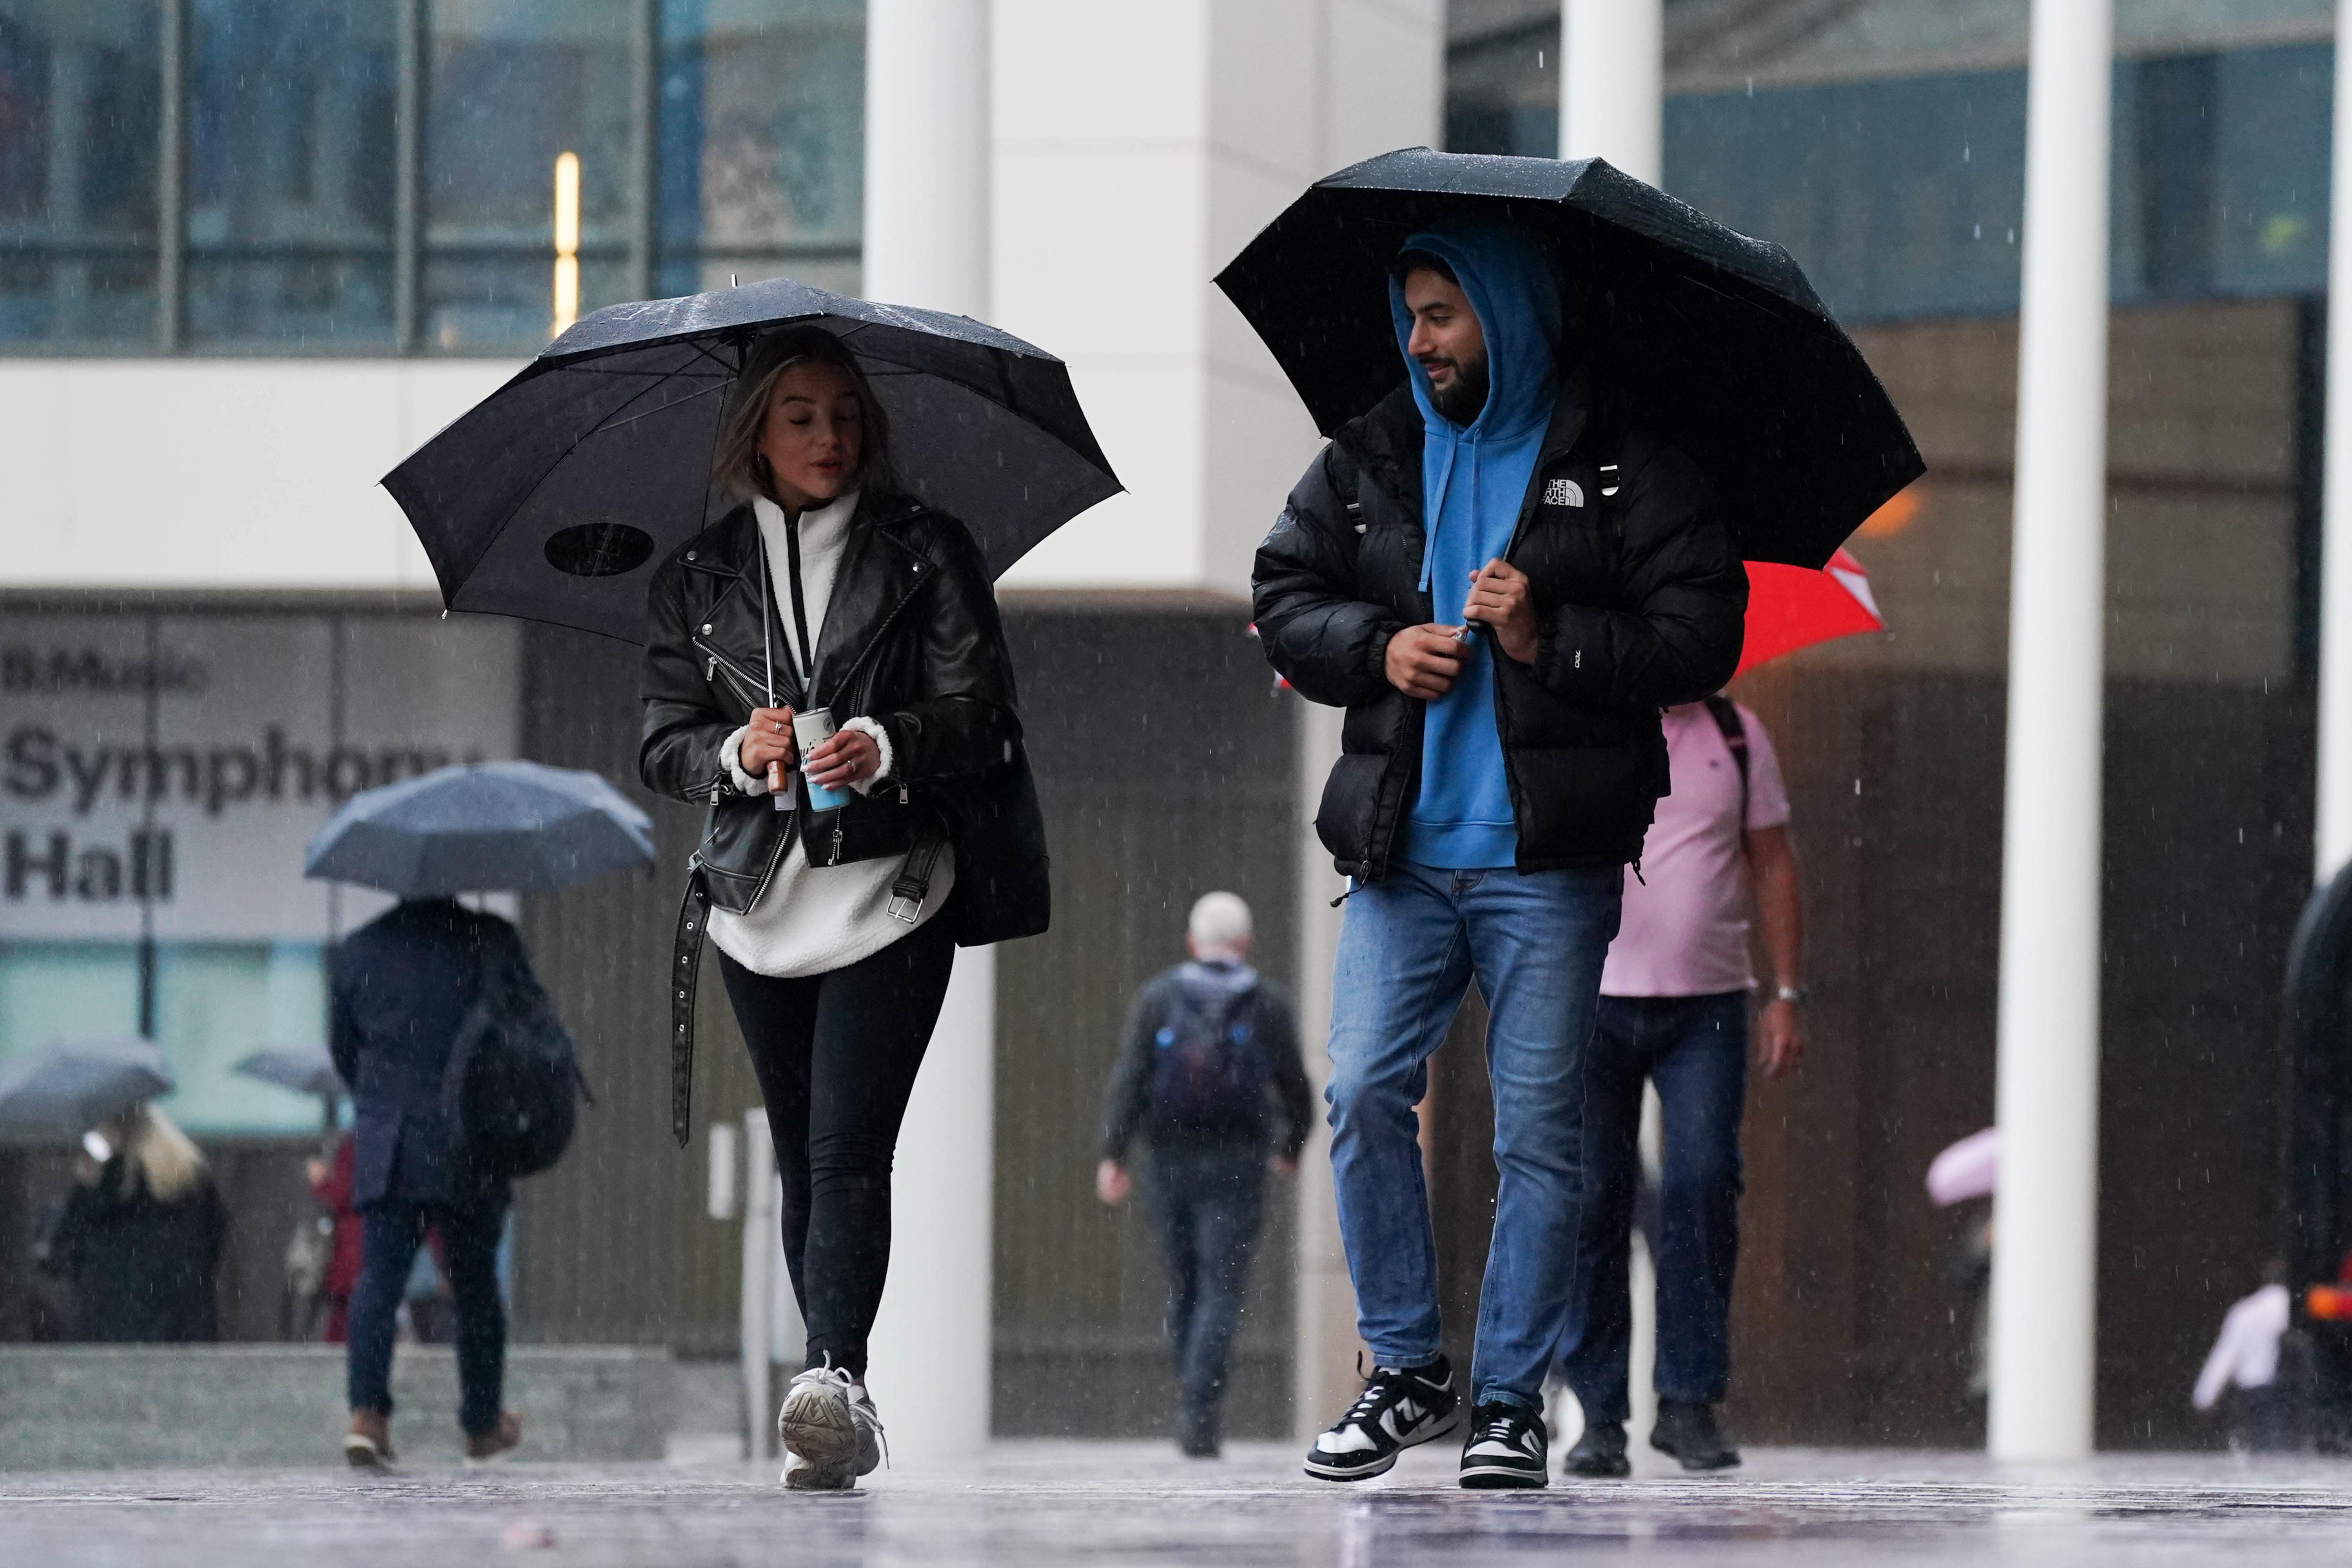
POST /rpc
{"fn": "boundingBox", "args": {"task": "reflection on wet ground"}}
[6,1443,2352,1566]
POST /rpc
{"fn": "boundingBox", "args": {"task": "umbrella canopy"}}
[384,278,1122,644]
[1214,147,1924,568]
[0,1038,174,1139]
[1927,1127,1998,1207]
[305,760,656,897]
[233,1045,343,1100]
[1735,547,1886,678]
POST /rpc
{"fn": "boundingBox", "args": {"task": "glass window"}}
[656,0,863,299]
[185,0,397,347]
[0,1,161,346]
[0,940,325,1136]
[424,0,635,352]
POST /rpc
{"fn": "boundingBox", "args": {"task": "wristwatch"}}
[1771,984,1807,1006]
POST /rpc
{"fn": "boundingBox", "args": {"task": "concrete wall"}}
[0,361,515,591]
[992,0,1445,597]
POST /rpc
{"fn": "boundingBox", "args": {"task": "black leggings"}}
[715,923,954,1377]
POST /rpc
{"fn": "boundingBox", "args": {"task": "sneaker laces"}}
[1339,1351,1424,1426]
[1471,1407,1526,1445]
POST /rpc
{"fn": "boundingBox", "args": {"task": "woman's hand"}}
[740,706,797,774]
[804,727,881,791]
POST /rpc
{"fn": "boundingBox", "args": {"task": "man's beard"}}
[1425,353,1490,426]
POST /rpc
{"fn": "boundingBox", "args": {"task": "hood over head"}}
[1387,217,1563,445]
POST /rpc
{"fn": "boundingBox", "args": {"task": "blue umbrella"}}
[233,1045,343,1099]
[304,760,656,897]
[0,1038,174,1139]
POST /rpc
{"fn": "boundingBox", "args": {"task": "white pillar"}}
[1290,701,1365,1439]
[1989,0,2112,1463]
[2318,0,2352,881]
[864,948,995,1461]
[863,0,991,318]
[858,0,995,1462]
[1560,0,1662,186]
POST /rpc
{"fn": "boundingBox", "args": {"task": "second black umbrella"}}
[1215,147,1923,569]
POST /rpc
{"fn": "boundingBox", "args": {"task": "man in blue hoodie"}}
[1253,220,1746,1488]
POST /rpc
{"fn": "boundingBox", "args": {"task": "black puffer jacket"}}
[1252,373,1746,878]
[638,492,1049,945]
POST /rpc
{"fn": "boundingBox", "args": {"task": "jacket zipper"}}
[695,637,769,712]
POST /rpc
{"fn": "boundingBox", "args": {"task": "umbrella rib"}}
[588,377,730,438]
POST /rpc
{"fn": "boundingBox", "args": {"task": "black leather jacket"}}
[1252,374,1747,878]
[639,492,1050,1140]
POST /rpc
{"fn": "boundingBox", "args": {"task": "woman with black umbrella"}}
[638,324,1048,1491]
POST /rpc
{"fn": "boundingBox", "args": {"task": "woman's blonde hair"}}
[710,325,895,504]
[96,1102,206,1203]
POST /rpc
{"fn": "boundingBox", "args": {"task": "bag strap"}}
[670,867,712,1148]
[1702,694,1751,855]
[887,819,951,925]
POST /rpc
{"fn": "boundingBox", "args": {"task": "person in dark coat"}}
[1096,892,1314,1458]
[1253,220,1746,1489]
[330,895,534,1467]
[40,1102,223,1342]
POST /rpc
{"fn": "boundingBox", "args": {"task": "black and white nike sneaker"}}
[1457,1401,1550,1489]
[1303,1354,1463,1481]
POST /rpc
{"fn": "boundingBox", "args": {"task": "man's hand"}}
[740,706,797,774]
[1270,1155,1298,1177]
[1757,996,1804,1079]
[1095,1158,1131,1207]
[1463,558,1537,664]
[1384,624,1467,699]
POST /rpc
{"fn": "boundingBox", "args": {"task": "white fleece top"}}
[707,491,956,978]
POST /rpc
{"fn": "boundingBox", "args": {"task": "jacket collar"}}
[686,490,941,707]
[1349,358,1598,522]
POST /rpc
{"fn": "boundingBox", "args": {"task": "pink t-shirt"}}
[1600,701,1790,998]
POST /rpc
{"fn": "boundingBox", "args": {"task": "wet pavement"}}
[7,1441,2352,1566]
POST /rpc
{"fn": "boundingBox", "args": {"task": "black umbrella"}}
[385,279,1123,644]
[1214,147,1924,568]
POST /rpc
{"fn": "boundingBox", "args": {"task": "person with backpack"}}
[330,895,555,1468]
[1552,695,1804,1477]
[1096,892,1314,1458]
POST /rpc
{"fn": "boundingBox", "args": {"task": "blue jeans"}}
[1324,857,1622,1410]
[1554,992,1748,1421]
[346,1198,508,1436]
[1142,1141,1266,1429]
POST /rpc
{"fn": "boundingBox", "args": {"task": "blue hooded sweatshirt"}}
[1388,221,1562,869]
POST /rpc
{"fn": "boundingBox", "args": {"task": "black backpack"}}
[441,950,590,1181]
[1145,969,1269,1141]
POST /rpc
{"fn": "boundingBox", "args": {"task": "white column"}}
[1989,0,2113,1463]
[863,0,991,317]
[2318,0,2352,881]
[1290,701,1365,1439]
[1560,0,1662,186]
[858,0,995,1463]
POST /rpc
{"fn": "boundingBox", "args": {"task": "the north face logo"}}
[1544,477,1585,507]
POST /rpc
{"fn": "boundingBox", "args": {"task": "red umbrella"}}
[1734,546,1884,678]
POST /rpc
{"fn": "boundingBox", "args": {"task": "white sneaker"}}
[778,1363,887,1486]
[782,1448,854,1491]
[845,1380,886,1478]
